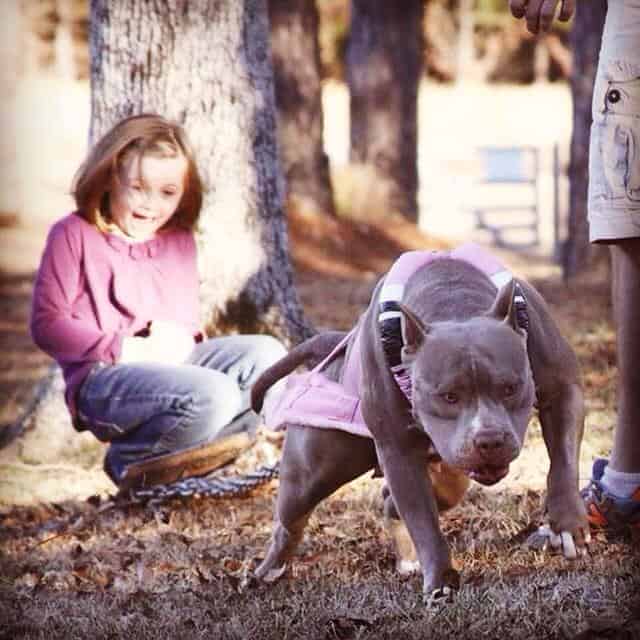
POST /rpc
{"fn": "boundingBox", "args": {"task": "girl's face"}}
[108,151,188,242]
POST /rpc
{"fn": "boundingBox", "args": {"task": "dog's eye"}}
[441,392,459,404]
[503,384,518,397]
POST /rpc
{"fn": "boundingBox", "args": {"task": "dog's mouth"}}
[466,464,510,486]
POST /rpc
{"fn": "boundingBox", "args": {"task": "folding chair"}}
[471,146,540,249]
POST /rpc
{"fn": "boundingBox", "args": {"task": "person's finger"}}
[558,0,576,22]
[509,0,527,19]
[525,0,545,34]
[539,0,562,32]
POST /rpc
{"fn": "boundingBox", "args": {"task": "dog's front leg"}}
[383,461,469,576]
[375,432,458,597]
[359,296,457,600]
[536,381,589,556]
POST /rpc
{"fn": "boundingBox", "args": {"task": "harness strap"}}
[310,327,357,374]
[375,243,527,405]
[284,244,529,423]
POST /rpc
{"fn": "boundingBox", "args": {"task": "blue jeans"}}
[75,335,286,480]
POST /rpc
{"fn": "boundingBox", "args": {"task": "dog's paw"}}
[525,524,590,559]
[423,585,455,608]
[396,559,421,575]
[422,567,460,607]
[255,563,287,583]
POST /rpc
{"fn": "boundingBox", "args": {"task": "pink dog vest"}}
[263,243,515,438]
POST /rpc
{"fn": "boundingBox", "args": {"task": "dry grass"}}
[1,480,639,640]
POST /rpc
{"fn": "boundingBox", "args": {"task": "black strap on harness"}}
[378,280,530,373]
[512,282,530,332]
[378,300,404,369]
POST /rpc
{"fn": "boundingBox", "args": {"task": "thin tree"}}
[346,0,423,223]
[564,1,608,278]
[269,0,336,217]
[90,0,313,344]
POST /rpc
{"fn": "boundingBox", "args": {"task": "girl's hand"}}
[148,320,195,362]
[120,321,195,365]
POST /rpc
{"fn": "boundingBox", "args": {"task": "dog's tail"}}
[251,331,347,413]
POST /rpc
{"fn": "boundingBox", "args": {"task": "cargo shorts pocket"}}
[597,78,640,208]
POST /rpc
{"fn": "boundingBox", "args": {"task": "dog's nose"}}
[473,431,506,456]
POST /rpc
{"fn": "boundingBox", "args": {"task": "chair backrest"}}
[471,145,541,250]
[477,146,539,184]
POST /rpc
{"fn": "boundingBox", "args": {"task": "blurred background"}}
[0,0,602,280]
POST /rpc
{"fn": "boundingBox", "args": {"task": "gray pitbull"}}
[251,254,589,597]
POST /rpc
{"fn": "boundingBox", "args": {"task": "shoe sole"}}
[118,431,254,492]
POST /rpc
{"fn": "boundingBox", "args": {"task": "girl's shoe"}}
[105,410,259,491]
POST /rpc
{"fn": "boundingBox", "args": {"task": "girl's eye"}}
[441,392,459,404]
[163,190,177,198]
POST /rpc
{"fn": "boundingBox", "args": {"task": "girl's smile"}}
[108,153,188,242]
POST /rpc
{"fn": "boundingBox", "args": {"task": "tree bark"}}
[564,1,608,278]
[269,0,335,217]
[90,0,313,345]
[346,0,423,223]
[456,0,475,83]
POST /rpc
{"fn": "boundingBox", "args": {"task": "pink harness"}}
[263,243,513,439]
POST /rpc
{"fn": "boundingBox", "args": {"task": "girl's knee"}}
[191,371,242,426]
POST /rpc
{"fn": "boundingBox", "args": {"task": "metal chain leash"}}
[121,462,280,505]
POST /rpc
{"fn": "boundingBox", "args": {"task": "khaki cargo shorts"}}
[588,0,640,243]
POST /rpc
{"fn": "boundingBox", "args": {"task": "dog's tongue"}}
[468,464,510,486]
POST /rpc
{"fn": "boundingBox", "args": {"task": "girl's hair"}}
[72,114,203,232]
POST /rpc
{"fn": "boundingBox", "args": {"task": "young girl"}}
[30,114,286,489]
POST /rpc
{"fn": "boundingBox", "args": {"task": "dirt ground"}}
[1,76,639,639]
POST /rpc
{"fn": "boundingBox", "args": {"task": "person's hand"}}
[147,320,195,363]
[509,0,575,34]
[120,321,194,365]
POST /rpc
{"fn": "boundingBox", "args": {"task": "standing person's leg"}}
[582,0,640,527]
[583,243,640,527]
[610,240,640,474]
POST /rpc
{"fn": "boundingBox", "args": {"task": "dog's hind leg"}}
[255,425,376,581]
[383,462,469,575]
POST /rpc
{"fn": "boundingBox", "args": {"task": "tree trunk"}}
[564,1,608,278]
[269,0,335,217]
[456,0,475,83]
[346,0,423,223]
[90,0,313,345]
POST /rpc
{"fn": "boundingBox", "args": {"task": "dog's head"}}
[400,281,536,486]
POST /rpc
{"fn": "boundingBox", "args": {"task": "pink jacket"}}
[263,244,513,438]
[30,213,201,414]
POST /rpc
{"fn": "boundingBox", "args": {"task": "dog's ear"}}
[398,302,430,353]
[486,279,527,337]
